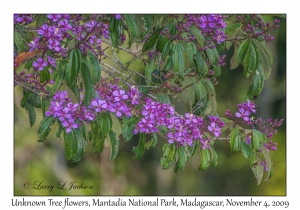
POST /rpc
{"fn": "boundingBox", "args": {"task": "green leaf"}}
[109,18,122,47]
[35,15,47,27]
[50,61,64,96]
[92,117,105,154]
[24,103,36,127]
[41,98,50,118]
[80,62,95,106]
[199,148,210,170]
[110,113,122,140]
[230,44,239,70]
[194,51,208,76]
[99,112,112,134]
[193,80,209,103]
[151,133,158,147]
[73,128,85,162]
[87,51,101,84]
[237,39,251,64]
[240,141,252,159]
[14,32,25,52]
[142,28,163,52]
[242,42,258,78]
[20,91,32,108]
[108,131,119,160]
[65,50,77,84]
[133,133,146,159]
[26,92,41,108]
[39,67,50,83]
[230,127,241,152]
[124,15,139,40]
[74,49,82,76]
[172,44,185,77]
[38,116,54,142]
[251,165,264,185]
[188,139,199,157]
[64,131,77,161]
[156,24,176,52]
[225,23,242,50]
[145,59,155,85]
[56,121,62,138]
[151,69,167,84]
[161,143,176,170]
[254,41,273,80]
[247,64,265,100]
[157,94,171,104]
[185,42,197,66]
[175,146,187,172]
[210,146,218,167]
[205,48,218,65]
[252,129,266,151]
[261,146,273,181]
[163,56,173,71]
[121,117,139,141]
[189,26,205,47]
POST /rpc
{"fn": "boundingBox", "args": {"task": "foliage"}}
[14,14,284,185]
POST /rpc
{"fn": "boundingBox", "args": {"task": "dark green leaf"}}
[242,42,258,78]
[124,14,139,40]
[92,117,105,154]
[38,116,54,142]
[163,56,173,71]
[225,23,242,50]
[172,44,185,77]
[20,91,32,108]
[240,141,252,159]
[230,44,239,70]
[247,64,265,100]
[108,131,119,160]
[65,50,77,84]
[39,67,50,83]
[237,39,251,64]
[73,128,85,162]
[142,28,163,52]
[24,103,36,127]
[254,41,273,80]
[80,62,95,106]
[161,143,176,170]
[99,112,112,134]
[175,146,187,172]
[230,127,241,152]
[210,146,218,167]
[56,121,62,138]
[50,61,64,96]
[205,48,218,65]
[157,94,171,104]
[35,15,47,27]
[64,131,77,161]
[199,148,210,170]
[14,32,25,52]
[145,59,155,85]
[189,26,205,47]
[87,51,101,84]
[185,42,197,66]
[133,133,146,159]
[194,51,208,76]
[27,93,41,108]
[188,139,199,157]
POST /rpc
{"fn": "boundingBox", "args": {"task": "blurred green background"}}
[14,15,286,196]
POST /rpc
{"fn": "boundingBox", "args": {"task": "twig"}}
[14,80,50,100]
[102,39,140,57]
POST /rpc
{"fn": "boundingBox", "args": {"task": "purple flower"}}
[115,14,121,19]
[113,90,128,101]
[32,58,48,71]
[235,108,250,121]
[208,122,221,137]
[47,56,56,68]
[62,118,78,133]
[47,14,62,22]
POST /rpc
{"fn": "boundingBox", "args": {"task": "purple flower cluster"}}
[29,14,109,57]
[159,14,226,49]
[236,15,280,42]
[235,100,256,122]
[134,98,225,148]
[32,56,56,71]
[45,81,142,133]
[14,14,33,25]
